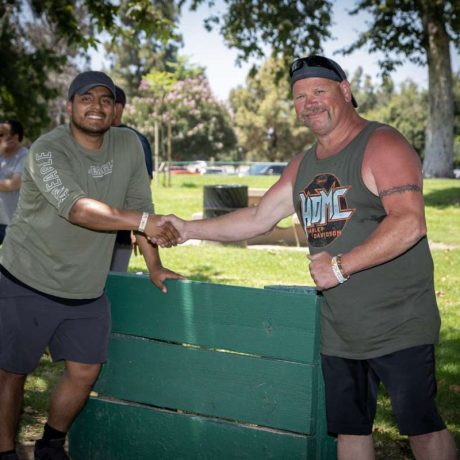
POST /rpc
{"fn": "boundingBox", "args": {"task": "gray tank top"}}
[293,121,440,359]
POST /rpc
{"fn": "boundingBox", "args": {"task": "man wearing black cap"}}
[160,56,456,459]
[110,85,155,272]
[0,70,182,460]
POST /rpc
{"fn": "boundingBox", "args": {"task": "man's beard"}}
[71,117,111,136]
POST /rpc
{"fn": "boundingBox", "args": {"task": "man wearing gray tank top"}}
[161,55,457,459]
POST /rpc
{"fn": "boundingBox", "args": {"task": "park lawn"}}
[21,176,460,458]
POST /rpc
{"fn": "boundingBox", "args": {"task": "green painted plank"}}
[94,335,317,434]
[69,398,315,460]
[105,275,320,364]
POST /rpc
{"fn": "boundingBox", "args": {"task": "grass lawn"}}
[21,175,460,459]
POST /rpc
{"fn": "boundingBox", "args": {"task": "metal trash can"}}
[203,185,248,218]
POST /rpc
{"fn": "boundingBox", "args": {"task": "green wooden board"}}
[69,398,315,460]
[105,275,320,364]
[70,276,337,459]
[95,334,317,434]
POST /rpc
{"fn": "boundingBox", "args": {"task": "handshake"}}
[141,214,187,248]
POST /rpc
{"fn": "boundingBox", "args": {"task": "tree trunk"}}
[420,2,454,177]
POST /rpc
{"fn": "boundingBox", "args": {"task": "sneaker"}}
[34,439,70,460]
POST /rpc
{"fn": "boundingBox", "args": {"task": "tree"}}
[348,67,429,156]
[104,0,182,97]
[365,81,428,156]
[0,0,176,139]
[453,71,460,166]
[342,0,460,177]
[183,0,334,72]
[349,67,395,114]
[229,58,313,161]
[184,1,460,177]
[123,58,237,161]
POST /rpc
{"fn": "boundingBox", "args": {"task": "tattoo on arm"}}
[379,184,421,198]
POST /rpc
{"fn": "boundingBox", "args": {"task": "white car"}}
[186,161,207,174]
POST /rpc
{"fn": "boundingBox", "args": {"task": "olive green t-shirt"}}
[293,122,440,359]
[0,125,153,299]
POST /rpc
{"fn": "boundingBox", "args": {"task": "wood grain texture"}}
[105,275,321,364]
[70,398,313,460]
[95,334,316,433]
[69,275,336,459]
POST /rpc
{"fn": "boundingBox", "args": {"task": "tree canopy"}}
[3,0,459,176]
[183,0,333,72]
[122,58,237,161]
[229,58,312,161]
[104,0,182,97]
[0,0,176,139]
[340,0,460,176]
[186,0,459,176]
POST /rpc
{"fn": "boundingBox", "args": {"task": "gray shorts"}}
[0,267,111,374]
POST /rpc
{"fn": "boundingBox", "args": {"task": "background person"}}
[0,71,182,460]
[0,120,28,244]
[110,85,154,272]
[160,55,457,460]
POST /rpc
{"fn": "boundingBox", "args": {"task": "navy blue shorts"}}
[321,345,446,436]
[0,267,111,374]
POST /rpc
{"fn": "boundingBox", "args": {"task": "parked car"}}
[203,166,225,175]
[186,161,207,174]
[242,163,287,176]
[167,166,197,175]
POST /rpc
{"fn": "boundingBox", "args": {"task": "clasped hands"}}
[142,214,186,248]
[144,215,342,290]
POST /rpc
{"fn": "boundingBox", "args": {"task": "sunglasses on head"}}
[289,56,343,80]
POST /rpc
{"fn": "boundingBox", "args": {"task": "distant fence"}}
[158,160,288,176]
[69,274,336,459]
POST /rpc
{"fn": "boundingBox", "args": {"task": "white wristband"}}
[138,212,149,233]
[331,256,348,284]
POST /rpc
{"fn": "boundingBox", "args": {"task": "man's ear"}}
[66,100,72,115]
[339,81,353,105]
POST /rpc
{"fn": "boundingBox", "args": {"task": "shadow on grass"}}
[181,182,199,188]
[424,187,460,208]
[130,262,227,283]
[186,265,227,283]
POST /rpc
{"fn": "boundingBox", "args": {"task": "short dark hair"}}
[2,119,24,142]
[115,86,126,107]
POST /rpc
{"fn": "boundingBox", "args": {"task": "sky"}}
[177,1,460,101]
[90,2,460,102]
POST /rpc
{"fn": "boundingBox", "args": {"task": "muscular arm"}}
[69,198,179,246]
[0,173,21,192]
[310,126,427,289]
[169,154,303,242]
[341,126,426,274]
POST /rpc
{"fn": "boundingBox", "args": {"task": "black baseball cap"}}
[68,71,116,101]
[115,86,127,107]
[290,55,358,108]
